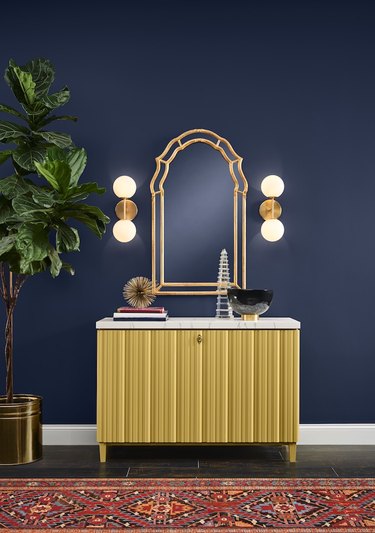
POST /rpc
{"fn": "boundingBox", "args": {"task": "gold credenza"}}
[96,319,300,462]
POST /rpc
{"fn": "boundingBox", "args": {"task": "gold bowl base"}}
[241,314,259,321]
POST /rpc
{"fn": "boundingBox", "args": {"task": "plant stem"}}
[5,277,14,403]
[0,264,27,403]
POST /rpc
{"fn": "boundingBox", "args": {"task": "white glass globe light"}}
[113,176,137,198]
[261,175,284,198]
[261,219,285,242]
[113,220,136,242]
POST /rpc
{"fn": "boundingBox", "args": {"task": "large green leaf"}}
[41,87,70,109]
[23,58,55,98]
[30,186,55,208]
[40,114,78,127]
[44,146,66,160]
[15,68,36,105]
[13,142,47,171]
[15,223,49,262]
[73,214,102,237]
[34,161,58,190]
[67,182,105,201]
[35,130,72,148]
[47,246,62,277]
[41,147,86,186]
[0,175,31,199]
[0,120,28,143]
[67,148,87,185]
[0,214,23,225]
[82,205,109,233]
[63,204,109,237]
[0,103,27,121]
[24,102,49,120]
[19,257,48,275]
[35,159,71,192]
[56,222,80,253]
[0,234,16,257]
[0,150,13,165]
[5,60,36,106]
[12,194,49,217]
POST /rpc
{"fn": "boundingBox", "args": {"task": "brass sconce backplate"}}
[115,199,138,221]
[259,199,282,220]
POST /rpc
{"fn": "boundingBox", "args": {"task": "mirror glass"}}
[164,143,234,283]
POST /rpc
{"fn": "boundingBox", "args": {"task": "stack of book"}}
[113,307,168,321]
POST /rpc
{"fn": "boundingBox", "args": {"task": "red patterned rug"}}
[0,478,374,531]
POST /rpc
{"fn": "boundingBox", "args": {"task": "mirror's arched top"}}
[150,129,248,195]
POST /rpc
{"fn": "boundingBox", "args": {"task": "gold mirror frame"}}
[150,128,248,295]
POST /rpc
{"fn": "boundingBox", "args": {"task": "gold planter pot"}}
[0,394,42,465]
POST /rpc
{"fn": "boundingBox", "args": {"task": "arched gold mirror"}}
[150,129,248,295]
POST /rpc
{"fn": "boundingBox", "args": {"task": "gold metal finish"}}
[123,277,155,308]
[242,314,259,321]
[259,198,282,220]
[0,395,42,465]
[97,329,299,461]
[150,129,248,295]
[289,443,297,462]
[99,443,107,463]
[115,199,138,221]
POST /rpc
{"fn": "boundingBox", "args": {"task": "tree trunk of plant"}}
[0,264,27,403]
[5,274,15,403]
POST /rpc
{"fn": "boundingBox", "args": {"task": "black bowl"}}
[227,289,273,317]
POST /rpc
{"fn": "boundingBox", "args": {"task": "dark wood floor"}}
[1,445,375,478]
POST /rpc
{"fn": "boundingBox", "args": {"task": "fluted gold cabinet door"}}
[228,330,299,444]
[151,330,202,442]
[97,330,152,443]
[97,330,204,444]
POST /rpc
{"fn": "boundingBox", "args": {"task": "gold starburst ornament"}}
[123,276,155,308]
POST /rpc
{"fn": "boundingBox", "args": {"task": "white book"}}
[113,312,168,319]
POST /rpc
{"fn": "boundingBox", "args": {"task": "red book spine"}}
[116,307,165,313]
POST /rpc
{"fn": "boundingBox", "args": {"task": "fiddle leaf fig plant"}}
[0,58,110,403]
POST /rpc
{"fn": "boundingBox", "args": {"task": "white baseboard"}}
[299,424,375,445]
[43,425,97,445]
[42,424,375,446]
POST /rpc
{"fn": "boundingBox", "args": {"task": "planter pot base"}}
[0,395,42,465]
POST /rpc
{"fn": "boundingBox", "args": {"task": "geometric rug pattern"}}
[0,478,374,531]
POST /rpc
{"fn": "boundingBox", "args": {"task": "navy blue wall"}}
[1,0,374,423]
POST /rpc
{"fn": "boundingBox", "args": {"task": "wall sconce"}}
[112,175,137,242]
[259,175,285,242]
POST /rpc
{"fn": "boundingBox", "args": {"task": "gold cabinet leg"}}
[289,443,297,462]
[99,443,107,463]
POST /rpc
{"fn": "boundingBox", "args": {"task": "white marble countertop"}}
[96,317,300,330]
